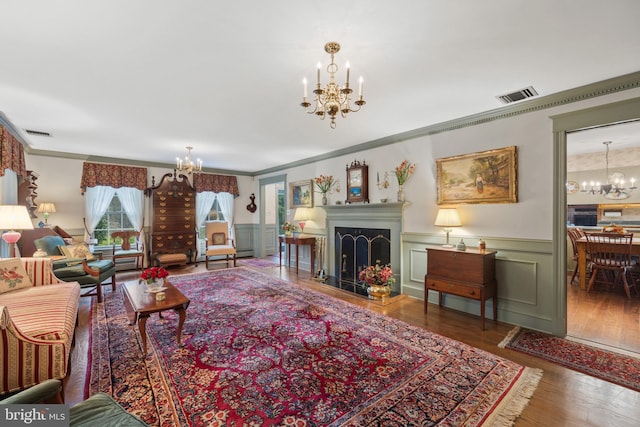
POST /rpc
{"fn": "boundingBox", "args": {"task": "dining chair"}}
[567,228,586,285]
[585,232,639,299]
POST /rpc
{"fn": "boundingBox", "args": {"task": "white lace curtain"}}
[196,191,235,240]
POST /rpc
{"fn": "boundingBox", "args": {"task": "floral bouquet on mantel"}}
[140,266,169,285]
[314,175,337,194]
[394,160,416,186]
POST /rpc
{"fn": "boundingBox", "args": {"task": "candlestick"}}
[303,77,308,98]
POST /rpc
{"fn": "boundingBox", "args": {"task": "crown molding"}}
[254,71,640,176]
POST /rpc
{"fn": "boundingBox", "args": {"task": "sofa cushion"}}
[0,258,33,294]
[59,243,96,261]
[0,282,80,341]
[34,235,66,256]
[54,260,113,278]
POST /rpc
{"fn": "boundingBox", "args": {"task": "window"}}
[198,198,226,237]
[93,194,135,246]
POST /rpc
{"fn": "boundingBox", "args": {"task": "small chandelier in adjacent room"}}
[581,141,636,199]
[176,146,202,174]
[300,42,366,129]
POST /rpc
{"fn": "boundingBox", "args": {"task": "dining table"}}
[575,236,640,289]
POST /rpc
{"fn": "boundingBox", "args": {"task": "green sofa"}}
[34,235,116,302]
[0,379,147,426]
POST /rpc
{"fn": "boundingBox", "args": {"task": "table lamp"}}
[0,205,34,257]
[434,208,462,247]
[37,202,57,225]
[294,208,310,233]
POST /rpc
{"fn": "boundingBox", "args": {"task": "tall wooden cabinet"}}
[424,246,497,330]
[146,172,197,265]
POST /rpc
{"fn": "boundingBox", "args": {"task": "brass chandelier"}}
[300,42,366,129]
[175,146,202,175]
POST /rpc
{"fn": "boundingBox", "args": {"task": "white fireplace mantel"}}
[322,203,405,290]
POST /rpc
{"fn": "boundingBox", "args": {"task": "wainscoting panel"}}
[402,233,556,333]
[234,223,255,258]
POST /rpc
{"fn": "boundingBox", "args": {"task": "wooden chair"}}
[204,221,236,269]
[111,231,144,270]
[586,232,639,299]
[567,227,588,285]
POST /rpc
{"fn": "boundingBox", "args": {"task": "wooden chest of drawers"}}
[146,172,197,265]
[424,246,497,330]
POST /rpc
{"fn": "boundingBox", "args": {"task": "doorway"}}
[565,117,640,354]
[258,175,286,258]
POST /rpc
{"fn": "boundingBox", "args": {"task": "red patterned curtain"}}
[192,173,239,196]
[0,125,28,180]
[80,162,148,194]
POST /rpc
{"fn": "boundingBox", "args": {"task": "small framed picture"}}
[289,180,314,208]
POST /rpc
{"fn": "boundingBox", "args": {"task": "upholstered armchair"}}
[0,379,148,426]
[33,235,116,303]
[204,221,237,269]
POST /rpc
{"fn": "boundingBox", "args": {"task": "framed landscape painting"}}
[289,180,313,208]
[436,146,518,204]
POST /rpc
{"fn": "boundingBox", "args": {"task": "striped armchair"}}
[0,257,81,395]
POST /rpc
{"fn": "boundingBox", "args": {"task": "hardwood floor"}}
[63,261,640,426]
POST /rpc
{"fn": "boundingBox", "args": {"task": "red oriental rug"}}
[88,268,541,426]
[499,326,640,392]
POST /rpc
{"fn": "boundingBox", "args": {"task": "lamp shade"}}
[37,202,57,214]
[434,208,462,227]
[0,205,34,232]
[294,208,310,221]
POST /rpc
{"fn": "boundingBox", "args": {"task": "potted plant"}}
[314,175,337,205]
[358,263,396,300]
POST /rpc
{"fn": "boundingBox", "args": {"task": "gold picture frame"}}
[436,146,518,204]
[289,180,314,208]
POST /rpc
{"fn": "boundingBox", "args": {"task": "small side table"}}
[279,235,316,278]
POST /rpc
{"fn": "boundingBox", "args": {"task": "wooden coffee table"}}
[122,280,190,355]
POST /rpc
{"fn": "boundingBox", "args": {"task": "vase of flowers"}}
[394,160,416,202]
[358,263,396,300]
[140,266,169,291]
[282,222,296,237]
[314,175,336,206]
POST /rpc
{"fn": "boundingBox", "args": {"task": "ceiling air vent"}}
[24,129,52,137]
[496,86,538,104]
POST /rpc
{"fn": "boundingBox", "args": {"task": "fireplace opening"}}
[335,227,391,283]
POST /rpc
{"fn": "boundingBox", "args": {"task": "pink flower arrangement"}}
[141,266,169,284]
[394,160,416,185]
[358,263,396,287]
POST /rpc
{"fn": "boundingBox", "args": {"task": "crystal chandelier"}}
[581,141,636,199]
[176,146,202,174]
[300,42,366,129]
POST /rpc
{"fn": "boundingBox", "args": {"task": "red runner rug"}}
[238,257,279,268]
[499,326,640,392]
[89,268,541,426]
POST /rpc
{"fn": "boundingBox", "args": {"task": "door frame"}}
[258,174,286,258]
[552,97,640,336]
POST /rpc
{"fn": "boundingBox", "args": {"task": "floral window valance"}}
[192,173,239,196]
[0,125,28,180]
[80,162,147,194]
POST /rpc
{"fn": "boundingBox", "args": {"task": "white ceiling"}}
[1,1,640,174]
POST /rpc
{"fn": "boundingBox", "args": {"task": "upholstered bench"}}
[156,253,187,268]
